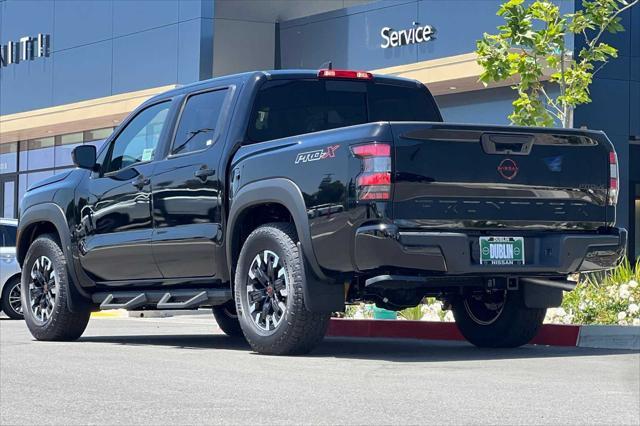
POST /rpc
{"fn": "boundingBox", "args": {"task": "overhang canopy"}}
[0,85,177,144]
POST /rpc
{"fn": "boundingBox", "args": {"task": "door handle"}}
[131,175,150,190]
[194,166,215,181]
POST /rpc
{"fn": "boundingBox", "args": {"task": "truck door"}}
[78,101,171,281]
[150,87,231,279]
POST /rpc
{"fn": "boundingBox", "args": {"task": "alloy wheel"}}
[463,290,506,326]
[245,250,289,333]
[28,256,58,324]
[8,281,23,316]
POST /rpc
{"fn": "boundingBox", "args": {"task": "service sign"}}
[380,23,436,49]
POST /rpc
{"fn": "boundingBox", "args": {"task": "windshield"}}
[247,79,442,143]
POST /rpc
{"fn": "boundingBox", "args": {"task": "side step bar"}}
[100,293,148,310]
[92,288,232,311]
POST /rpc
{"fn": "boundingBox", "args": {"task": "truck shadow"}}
[77,334,638,362]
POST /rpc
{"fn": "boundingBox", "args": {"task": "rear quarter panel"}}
[231,122,393,273]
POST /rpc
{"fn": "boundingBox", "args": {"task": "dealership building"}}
[1,0,638,257]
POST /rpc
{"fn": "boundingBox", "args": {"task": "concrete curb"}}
[91,310,128,318]
[578,325,640,350]
[327,319,639,350]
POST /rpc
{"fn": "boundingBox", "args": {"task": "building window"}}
[2,126,115,218]
[3,181,16,219]
[84,127,112,153]
[84,127,113,142]
[55,132,83,168]
[0,142,18,175]
[20,137,55,171]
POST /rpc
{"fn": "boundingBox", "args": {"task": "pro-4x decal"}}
[295,145,340,164]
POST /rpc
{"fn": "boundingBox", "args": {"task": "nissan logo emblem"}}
[497,158,518,180]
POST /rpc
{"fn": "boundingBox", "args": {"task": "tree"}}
[476,0,638,128]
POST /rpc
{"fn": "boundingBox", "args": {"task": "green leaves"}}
[476,0,637,127]
[580,42,618,62]
[510,88,555,127]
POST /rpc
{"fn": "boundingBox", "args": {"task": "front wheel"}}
[234,223,331,355]
[22,235,91,341]
[451,289,545,348]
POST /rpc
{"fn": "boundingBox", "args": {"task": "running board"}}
[92,288,232,311]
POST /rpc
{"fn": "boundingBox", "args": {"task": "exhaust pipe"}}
[520,277,577,291]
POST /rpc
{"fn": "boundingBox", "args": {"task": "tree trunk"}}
[563,106,574,128]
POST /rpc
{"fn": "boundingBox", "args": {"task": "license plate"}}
[479,236,525,265]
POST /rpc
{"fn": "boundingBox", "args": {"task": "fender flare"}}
[17,203,91,302]
[226,178,343,312]
[226,178,325,280]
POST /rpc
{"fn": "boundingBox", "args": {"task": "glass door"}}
[0,175,18,219]
[634,183,640,260]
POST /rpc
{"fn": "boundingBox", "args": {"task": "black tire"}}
[234,223,331,355]
[1,276,24,320]
[212,300,244,337]
[451,289,546,348]
[22,234,91,341]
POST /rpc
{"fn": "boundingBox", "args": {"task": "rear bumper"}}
[354,224,627,275]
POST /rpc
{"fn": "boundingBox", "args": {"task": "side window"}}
[172,89,228,155]
[0,225,16,247]
[103,102,170,174]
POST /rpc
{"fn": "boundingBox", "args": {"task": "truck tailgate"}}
[391,123,613,231]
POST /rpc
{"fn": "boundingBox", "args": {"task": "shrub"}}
[561,258,640,325]
[398,305,423,321]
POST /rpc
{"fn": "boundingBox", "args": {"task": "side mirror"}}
[72,145,97,170]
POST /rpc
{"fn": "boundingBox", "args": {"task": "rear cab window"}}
[172,88,229,155]
[247,79,442,143]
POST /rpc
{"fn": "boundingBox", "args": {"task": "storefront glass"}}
[55,132,84,168]
[1,127,114,219]
[635,184,640,259]
[0,143,18,175]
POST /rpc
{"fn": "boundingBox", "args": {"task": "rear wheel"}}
[451,289,545,348]
[1,276,24,319]
[22,235,91,341]
[235,223,331,355]
[212,300,243,337]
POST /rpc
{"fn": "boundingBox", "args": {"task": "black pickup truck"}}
[16,69,626,355]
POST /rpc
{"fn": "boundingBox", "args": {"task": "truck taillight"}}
[608,150,619,206]
[318,69,373,80]
[351,143,391,201]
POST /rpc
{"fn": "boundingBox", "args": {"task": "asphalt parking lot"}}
[1,315,639,425]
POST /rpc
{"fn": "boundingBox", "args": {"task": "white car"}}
[1,218,23,319]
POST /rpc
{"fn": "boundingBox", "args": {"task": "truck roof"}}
[147,69,422,103]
